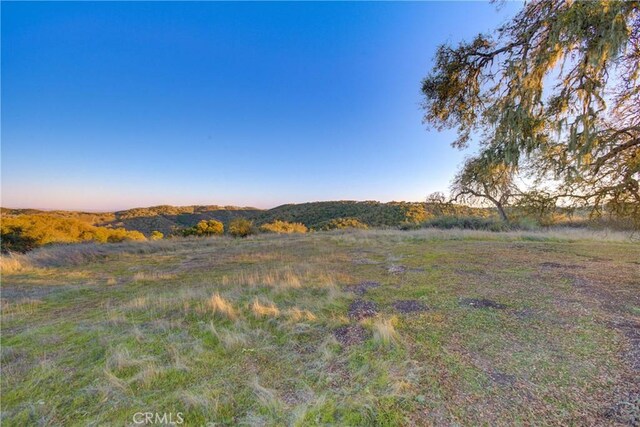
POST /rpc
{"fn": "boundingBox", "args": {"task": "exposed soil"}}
[280,388,314,406]
[610,318,640,372]
[347,281,380,296]
[387,265,407,274]
[347,299,378,320]
[333,324,369,346]
[393,299,428,314]
[488,370,516,387]
[459,298,507,310]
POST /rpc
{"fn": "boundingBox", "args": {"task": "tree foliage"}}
[451,157,519,221]
[228,218,255,237]
[195,220,224,236]
[422,0,640,225]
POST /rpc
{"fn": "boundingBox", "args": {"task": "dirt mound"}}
[459,298,506,309]
[348,299,378,320]
[333,324,369,346]
[348,281,380,295]
[393,300,428,314]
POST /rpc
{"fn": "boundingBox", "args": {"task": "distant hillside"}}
[2,201,492,238]
[110,206,264,235]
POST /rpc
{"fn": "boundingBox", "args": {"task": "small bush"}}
[259,220,307,234]
[228,218,255,237]
[150,231,164,240]
[318,217,369,231]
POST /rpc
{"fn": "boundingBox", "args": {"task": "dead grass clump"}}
[181,390,212,410]
[106,346,140,371]
[250,298,280,318]
[287,307,317,322]
[0,253,29,274]
[373,317,399,345]
[250,378,282,412]
[132,271,176,282]
[130,363,163,387]
[222,267,303,289]
[207,293,237,319]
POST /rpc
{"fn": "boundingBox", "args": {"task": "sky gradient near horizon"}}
[2,1,522,211]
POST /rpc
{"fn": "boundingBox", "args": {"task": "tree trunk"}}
[494,201,509,222]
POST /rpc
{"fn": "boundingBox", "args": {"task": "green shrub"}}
[150,231,164,240]
[259,220,307,234]
[228,218,255,237]
[318,217,369,231]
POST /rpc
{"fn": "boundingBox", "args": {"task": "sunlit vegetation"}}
[182,220,224,237]
[149,231,164,240]
[0,214,145,253]
[228,218,255,237]
[259,220,307,234]
[2,200,628,253]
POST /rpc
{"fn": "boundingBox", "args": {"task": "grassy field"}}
[1,229,639,426]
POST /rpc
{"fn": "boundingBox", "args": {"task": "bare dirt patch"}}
[488,370,516,387]
[459,298,506,310]
[347,281,380,296]
[387,265,407,274]
[606,391,640,426]
[393,299,428,314]
[333,324,369,346]
[347,299,378,320]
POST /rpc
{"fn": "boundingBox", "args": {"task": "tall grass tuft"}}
[373,317,399,345]
[250,298,280,318]
[207,293,237,319]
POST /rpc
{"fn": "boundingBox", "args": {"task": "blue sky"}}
[1,1,521,211]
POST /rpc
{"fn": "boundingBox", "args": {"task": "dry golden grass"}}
[250,298,280,318]
[222,268,302,289]
[372,316,399,345]
[132,271,176,281]
[0,253,29,274]
[207,293,237,319]
[286,307,317,322]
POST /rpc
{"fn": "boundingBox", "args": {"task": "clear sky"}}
[1,1,522,211]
